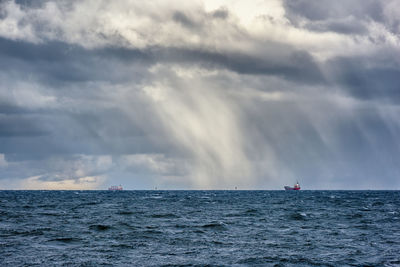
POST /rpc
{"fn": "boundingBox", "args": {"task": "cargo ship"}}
[284,181,300,190]
[108,185,123,191]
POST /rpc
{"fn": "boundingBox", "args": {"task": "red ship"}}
[284,181,300,190]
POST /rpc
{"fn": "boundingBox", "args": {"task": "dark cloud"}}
[223,50,323,83]
[283,0,389,35]
[0,101,29,114]
[284,0,384,22]
[0,104,168,156]
[0,0,399,189]
[154,46,324,84]
[285,0,399,35]
[172,11,198,29]
[211,8,229,20]
[241,97,400,188]
[14,0,51,8]
[326,55,400,102]
[305,20,368,35]
[0,36,325,88]
[0,37,153,85]
[0,114,48,137]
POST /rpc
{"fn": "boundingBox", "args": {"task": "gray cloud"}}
[172,11,198,29]
[1,36,324,86]
[325,55,400,102]
[152,46,324,83]
[305,19,368,35]
[0,0,399,189]
[211,8,229,20]
[283,0,400,35]
[284,0,384,23]
[0,37,153,85]
[0,114,48,137]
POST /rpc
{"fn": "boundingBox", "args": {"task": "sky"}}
[0,0,400,190]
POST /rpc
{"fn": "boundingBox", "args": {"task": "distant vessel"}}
[284,181,300,191]
[108,185,123,191]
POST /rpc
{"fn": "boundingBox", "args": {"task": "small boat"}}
[108,185,123,191]
[284,181,300,190]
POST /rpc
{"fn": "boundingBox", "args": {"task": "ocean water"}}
[0,191,399,266]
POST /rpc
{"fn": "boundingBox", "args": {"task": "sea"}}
[0,190,399,266]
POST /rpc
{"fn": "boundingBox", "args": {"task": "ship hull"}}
[284,186,300,190]
[108,185,123,191]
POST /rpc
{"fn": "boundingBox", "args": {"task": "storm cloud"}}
[0,0,399,189]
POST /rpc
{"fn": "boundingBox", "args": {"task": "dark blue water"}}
[0,191,399,266]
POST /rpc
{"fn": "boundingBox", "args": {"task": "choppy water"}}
[0,190,399,266]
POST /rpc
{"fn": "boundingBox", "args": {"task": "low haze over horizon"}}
[0,0,400,190]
